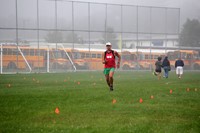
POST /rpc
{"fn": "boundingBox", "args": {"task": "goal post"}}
[43,44,77,73]
[16,44,32,73]
[0,43,32,73]
[60,44,76,72]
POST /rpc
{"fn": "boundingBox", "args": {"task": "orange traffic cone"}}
[55,107,60,114]
[139,98,143,103]
[112,99,117,104]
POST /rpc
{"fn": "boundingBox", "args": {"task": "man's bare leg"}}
[105,75,110,87]
[109,71,114,91]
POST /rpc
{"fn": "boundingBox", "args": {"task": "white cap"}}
[106,42,112,46]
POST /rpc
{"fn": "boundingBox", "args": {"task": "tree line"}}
[45,19,200,48]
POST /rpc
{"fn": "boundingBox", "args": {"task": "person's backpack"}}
[104,50,115,60]
[168,66,171,71]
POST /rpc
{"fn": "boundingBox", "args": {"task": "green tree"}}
[65,32,83,44]
[179,19,200,47]
[102,27,118,48]
[45,31,63,43]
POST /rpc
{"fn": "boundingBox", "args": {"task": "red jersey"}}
[104,50,116,68]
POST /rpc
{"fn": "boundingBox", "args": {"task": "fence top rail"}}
[58,0,180,10]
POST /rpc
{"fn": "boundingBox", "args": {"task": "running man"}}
[102,42,121,91]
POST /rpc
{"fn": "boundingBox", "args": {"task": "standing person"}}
[175,58,184,79]
[162,56,171,78]
[102,42,121,91]
[154,57,162,80]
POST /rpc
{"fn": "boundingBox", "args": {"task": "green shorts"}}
[103,68,115,75]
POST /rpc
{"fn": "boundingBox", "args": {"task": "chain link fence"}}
[1,0,193,74]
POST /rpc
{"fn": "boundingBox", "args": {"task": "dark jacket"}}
[155,61,162,71]
[175,60,184,68]
[162,57,170,67]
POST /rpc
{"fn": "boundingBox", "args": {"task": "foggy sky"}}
[0,0,199,41]
[71,0,200,25]
[1,0,199,27]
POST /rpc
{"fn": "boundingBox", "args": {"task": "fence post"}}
[0,44,3,74]
[47,45,50,73]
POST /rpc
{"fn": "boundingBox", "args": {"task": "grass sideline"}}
[0,71,200,133]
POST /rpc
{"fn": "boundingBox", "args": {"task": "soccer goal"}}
[0,43,32,74]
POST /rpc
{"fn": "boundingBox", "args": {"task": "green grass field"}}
[0,71,200,133]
